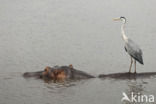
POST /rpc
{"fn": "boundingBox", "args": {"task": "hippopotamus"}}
[23,64,95,82]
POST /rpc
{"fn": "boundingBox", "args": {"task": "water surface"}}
[0,0,156,104]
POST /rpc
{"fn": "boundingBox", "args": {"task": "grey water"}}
[0,0,156,104]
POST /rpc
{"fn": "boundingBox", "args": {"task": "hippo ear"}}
[69,64,73,69]
[44,66,50,71]
[42,67,50,77]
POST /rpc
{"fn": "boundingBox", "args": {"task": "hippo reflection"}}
[23,64,95,82]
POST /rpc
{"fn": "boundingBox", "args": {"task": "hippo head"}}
[42,66,67,82]
[52,69,66,81]
[52,64,74,81]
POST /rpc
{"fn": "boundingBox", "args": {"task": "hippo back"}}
[71,69,95,79]
[57,66,95,79]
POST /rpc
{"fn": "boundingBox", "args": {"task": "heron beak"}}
[113,18,120,21]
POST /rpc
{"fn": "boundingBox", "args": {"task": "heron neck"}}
[121,23,128,42]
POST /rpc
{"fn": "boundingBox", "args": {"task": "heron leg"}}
[129,57,133,73]
[134,60,136,73]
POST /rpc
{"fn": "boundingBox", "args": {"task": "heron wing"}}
[124,46,127,52]
[125,39,144,64]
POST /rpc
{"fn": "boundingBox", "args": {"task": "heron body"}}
[114,17,144,73]
[125,39,143,64]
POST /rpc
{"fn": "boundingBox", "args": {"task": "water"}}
[0,0,156,104]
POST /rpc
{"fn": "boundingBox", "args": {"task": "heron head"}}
[113,16,126,24]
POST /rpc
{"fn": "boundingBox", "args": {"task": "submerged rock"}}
[98,72,156,79]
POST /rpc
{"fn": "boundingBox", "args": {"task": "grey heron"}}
[114,17,144,73]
